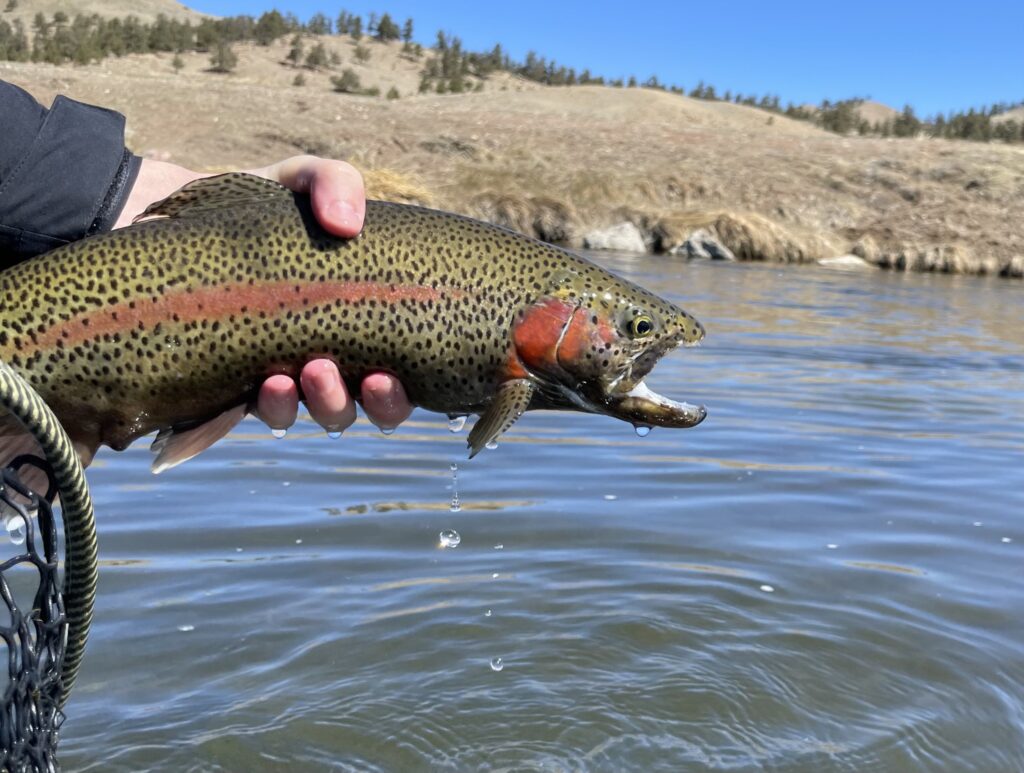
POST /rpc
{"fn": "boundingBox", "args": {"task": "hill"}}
[1,33,1022,277]
[1,0,205,25]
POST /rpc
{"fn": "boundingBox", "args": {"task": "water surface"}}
[46,256,1024,771]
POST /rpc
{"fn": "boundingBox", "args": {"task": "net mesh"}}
[0,456,65,773]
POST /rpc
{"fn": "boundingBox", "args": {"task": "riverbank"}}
[4,45,1022,277]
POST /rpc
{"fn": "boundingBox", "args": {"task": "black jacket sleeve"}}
[0,80,142,266]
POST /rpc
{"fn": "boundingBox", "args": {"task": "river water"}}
[43,255,1024,771]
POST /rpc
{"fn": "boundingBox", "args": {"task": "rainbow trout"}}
[0,174,705,471]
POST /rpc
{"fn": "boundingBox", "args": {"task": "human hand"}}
[116,154,413,435]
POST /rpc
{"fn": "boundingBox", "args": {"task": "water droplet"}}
[826,543,838,550]
[493,544,504,550]
[439,529,461,548]
[327,430,342,439]
[282,481,291,487]
[634,425,652,437]
[295,539,303,545]
[448,415,467,433]
[484,609,492,617]
[603,494,618,501]
[1002,537,1013,543]
[492,572,499,579]
[235,547,244,553]
[485,440,498,450]
[5,514,26,546]
[248,490,256,495]
[448,461,461,511]
[379,426,396,436]
[489,657,504,672]
[177,624,195,632]
[759,584,775,593]
[271,428,287,439]
[973,521,983,527]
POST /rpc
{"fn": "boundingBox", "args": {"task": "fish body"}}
[0,174,705,469]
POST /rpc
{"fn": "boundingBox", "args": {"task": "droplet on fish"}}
[439,529,461,548]
[634,425,652,437]
[485,440,498,450]
[489,657,504,672]
[4,514,26,546]
[448,415,467,433]
[379,426,396,436]
[271,428,287,439]
[484,609,492,617]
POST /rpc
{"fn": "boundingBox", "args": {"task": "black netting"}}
[0,457,66,773]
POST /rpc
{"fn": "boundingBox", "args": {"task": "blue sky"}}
[190,0,1024,116]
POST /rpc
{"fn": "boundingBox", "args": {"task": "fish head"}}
[511,269,707,429]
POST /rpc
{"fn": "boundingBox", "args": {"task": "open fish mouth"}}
[611,379,707,428]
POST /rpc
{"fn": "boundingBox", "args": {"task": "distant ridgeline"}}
[1,5,1022,144]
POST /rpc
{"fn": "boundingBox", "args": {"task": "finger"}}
[256,374,299,431]
[361,373,413,430]
[251,155,365,238]
[300,359,356,433]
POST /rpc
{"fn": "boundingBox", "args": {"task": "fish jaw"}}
[602,379,707,428]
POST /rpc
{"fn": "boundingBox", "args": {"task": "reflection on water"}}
[39,257,1024,772]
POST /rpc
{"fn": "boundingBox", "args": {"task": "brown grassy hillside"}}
[3,37,1023,277]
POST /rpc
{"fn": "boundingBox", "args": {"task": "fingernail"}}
[328,200,362,233]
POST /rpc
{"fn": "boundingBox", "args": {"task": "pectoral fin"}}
[151,404,248,474]
[467,379,535,458]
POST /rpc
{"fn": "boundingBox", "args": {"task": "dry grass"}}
[3,42,1022,277]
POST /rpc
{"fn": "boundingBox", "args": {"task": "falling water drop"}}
[439,529,461,548]
[448,415,467,433]
[271,428,287,439]
[485,440,499,450]
[634,425,652,438]
[326,427,343,439]
[484,609,492,617]
[4,514,26,546]
[489,657,504,672]
[449,461,461,512]
[379,426,396,436]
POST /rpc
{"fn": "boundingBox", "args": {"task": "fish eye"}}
[627,314,655,338]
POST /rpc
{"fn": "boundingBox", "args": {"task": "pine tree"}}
[306,13,331,35]
[376,13,400,42]
[304,41,328,69]
[286,34,302,66]
[254,10,287,45]
[401,18,413,43]
[331,67,360,93]
[350,16,362,40]
[209,41,237,73]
